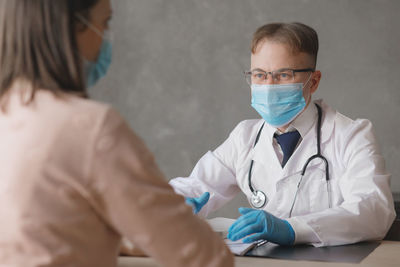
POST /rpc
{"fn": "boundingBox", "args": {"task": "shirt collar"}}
[290,101,318,138]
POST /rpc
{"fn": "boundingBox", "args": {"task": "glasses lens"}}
[247,71,266,85]
[274,70,294,83]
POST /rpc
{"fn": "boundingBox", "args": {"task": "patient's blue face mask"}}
[77,15,113,87]
[251,75,312,128]
[84,38,112,87]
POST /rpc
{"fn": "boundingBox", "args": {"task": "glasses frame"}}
[244,68,315,85]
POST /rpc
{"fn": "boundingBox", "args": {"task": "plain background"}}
[90,0,400,218]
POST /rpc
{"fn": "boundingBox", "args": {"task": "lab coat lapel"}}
[282,99,335,178]
[251,124,283,176]
[317,99,336,144]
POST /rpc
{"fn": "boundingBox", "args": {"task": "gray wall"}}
[90,0,400,218]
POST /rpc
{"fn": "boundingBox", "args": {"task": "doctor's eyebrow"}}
[250,67,295,72]
[250,68,266,72]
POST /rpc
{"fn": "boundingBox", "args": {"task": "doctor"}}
[170,22,396,247]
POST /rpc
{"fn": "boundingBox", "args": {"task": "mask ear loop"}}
[75,14,102,36]
[75,13,114,42]
[302,72,314,103]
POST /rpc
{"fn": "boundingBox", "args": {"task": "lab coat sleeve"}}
[86,108,234,267]
[169,122,247,217]
[287,118,395,247]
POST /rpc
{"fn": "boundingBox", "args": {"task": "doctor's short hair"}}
[251,22,319,68]
[0,0,100,103]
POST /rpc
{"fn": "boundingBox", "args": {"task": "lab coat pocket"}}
[300,164,329,214]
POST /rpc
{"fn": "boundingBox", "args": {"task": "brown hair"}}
[0,0,100,103]
[251,22,319,68]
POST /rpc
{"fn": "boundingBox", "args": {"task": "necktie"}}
[274,130,301,167]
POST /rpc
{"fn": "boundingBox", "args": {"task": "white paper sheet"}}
[206,217,263,255]
[206,217,235,238]
[224,238,258,255]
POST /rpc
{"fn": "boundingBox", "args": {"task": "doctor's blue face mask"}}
[251,74,312,128]
[76,14,113,88]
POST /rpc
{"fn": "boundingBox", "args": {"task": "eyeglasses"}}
[244,68,314,85]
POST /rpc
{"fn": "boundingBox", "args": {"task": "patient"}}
[0,1,233,267]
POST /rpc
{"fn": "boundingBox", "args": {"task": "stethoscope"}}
[248,103,331,217]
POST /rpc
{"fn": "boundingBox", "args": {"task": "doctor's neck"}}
[277,125,289,133]
[276,98,312,133]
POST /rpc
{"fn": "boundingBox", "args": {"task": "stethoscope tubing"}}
[248,103,331,214]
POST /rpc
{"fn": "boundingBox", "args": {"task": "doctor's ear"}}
[310,70,322,94]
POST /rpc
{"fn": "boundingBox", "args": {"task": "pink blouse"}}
[0,87,233,267]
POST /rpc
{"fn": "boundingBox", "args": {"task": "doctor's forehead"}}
[250,40,313,71]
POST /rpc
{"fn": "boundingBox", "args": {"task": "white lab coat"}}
[169,99,396,247]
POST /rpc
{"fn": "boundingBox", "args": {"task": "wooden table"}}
[118,240,400,267]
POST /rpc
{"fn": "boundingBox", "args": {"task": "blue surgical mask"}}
[251,82,307,128]
[77,14,113,87]
[84,38,112,87]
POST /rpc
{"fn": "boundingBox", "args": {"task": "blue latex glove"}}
[185,192,210,214]
[227,207,295,246]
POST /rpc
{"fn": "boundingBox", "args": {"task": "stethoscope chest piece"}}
[250,190,267,209]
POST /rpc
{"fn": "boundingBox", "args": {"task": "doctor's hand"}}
[185,192,210,214]
[227,207,295,246]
